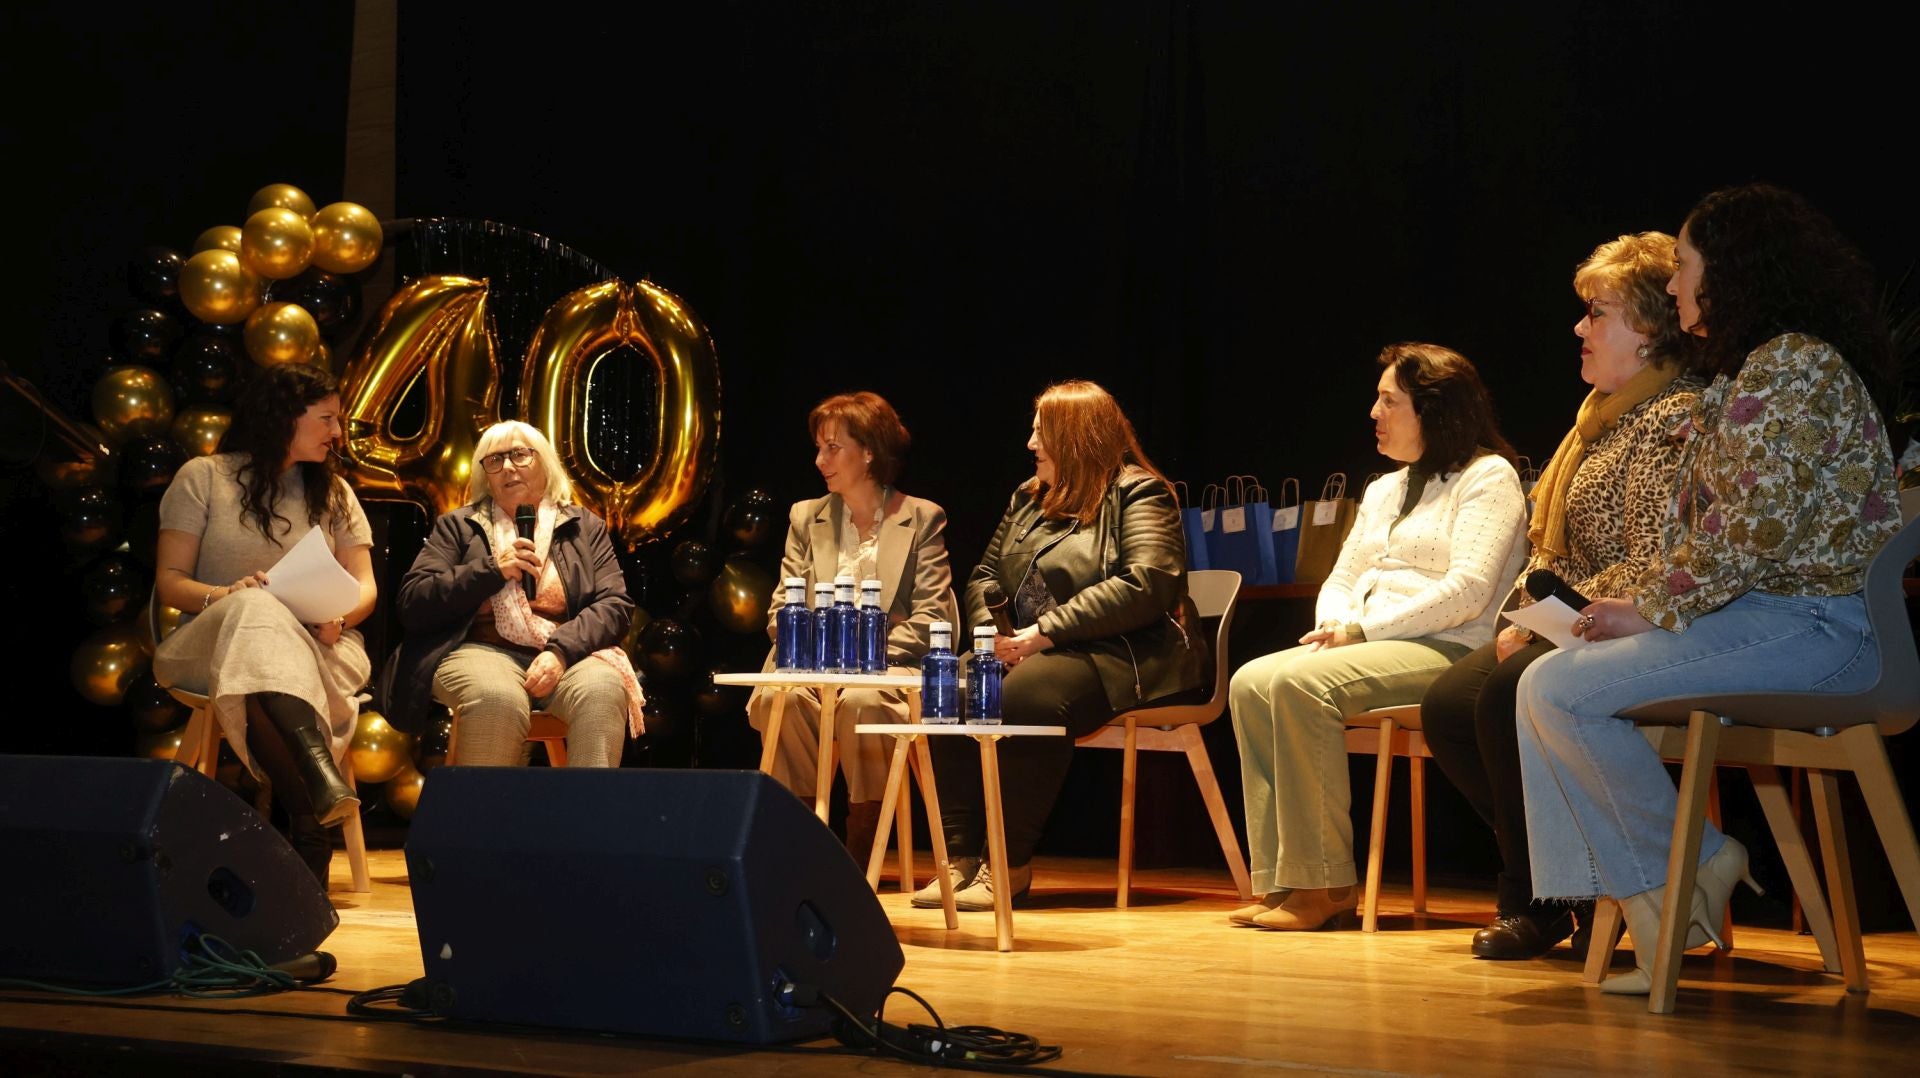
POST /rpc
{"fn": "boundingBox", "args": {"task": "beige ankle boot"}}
[1250,886,1357,931]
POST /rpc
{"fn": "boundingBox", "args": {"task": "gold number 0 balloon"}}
[519,280,721,548]
[337,275,501,517]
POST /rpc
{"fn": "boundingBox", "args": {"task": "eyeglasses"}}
[479,447,536,473]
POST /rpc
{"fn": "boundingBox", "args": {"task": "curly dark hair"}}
[219,363,346,544]
[1684,183,1894,407]
[1377,342,1517,478]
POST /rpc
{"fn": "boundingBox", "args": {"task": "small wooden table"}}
[858,723,1066,952]
[711,670,923,823]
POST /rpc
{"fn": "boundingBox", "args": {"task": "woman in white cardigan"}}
[1230,342,1528,931]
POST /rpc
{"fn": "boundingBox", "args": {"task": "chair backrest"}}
[1622,515,1920,735]
[1111,569,1241,730]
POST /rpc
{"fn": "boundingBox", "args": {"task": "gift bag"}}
[1517,455,1542,499]
[1207,475,1279,585]
[1268,477,1302,584]
[1176,481,1211,571]
[1293,473,1356,586]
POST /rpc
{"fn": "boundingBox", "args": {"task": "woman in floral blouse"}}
[1514,183,1900,995]
[1421,232,1700,961]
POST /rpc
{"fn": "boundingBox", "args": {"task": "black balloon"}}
[725,490,779,550]
[634,618,699,683]
[61,484,117,516]
[60,506,122,563]
[271,267,361,336]
[693,672,736,718]
[110,308,183,367]
[127,247,185,307]
[670,539,716,586]
[125,670,187,733]
[123,497,162,568]
[170,329,242,405]
[641,697,687,741]
[81,553,148,625]
[118,436,185,498]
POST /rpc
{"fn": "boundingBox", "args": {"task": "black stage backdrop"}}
[6,2,1916,912]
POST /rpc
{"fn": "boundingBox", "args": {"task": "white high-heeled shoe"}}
[1693,836,1764,950]
[1601,883,1723,994]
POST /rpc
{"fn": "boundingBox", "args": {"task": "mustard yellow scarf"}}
[1528,363,1679,560]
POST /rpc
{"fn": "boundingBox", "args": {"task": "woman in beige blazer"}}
[746,391,958,855]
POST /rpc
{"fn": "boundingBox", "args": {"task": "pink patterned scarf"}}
[487,500,647,736]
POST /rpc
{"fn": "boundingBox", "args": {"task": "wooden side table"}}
[858,723,1066,952]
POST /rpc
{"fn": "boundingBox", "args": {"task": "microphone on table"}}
[981,580,1016,636]
[1524,569,1592,611]
[515,504,538,602]
[268,951,337,984]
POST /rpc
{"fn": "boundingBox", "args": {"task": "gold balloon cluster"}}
[340,275,721,544]
[348,710,414,784]
[179,183,383,367]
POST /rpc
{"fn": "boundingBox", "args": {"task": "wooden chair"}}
[1343,704,1430,932]
[1076,569,1254,907]
[1581,516,1920,1013]
[154,598,372,894]
[445,710,571,766]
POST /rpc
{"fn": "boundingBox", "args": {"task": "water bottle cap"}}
[834,574,857,586]
[861,579,883,590]
[974,625,997,637]
[784,576,806,587]
[930,621,952,633]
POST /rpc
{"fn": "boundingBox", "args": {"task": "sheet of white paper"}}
[1504,596,1591,651]
[263,527,360,624]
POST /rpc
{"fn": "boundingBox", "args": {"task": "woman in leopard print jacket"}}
[1422,232,1700,960]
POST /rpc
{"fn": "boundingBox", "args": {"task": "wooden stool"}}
[446,710,571,765]
[1342,703,1429,932]
[860,723,1066,952]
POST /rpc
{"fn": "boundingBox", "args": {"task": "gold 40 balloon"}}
[338,274,721,548]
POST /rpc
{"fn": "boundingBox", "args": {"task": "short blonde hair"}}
[467,421,575,507]
[1573,232,1684,367]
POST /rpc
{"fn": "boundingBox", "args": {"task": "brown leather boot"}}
[1250,886,1358,931]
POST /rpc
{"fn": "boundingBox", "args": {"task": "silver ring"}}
[1576,614,1596,632]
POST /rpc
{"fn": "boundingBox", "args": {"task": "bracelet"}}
[202,586,221,611]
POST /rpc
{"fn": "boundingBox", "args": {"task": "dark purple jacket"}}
[379,503,633,735]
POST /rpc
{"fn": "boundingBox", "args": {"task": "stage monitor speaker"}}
[0,756,337,985]
[406,767,904,1044]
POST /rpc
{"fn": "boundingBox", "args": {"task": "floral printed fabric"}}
[1636,333,1899,631]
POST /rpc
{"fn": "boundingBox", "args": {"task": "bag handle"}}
[1279,477,1301,508]
[1203,483,1225,511]
[1229,473,1267,503]
[1173,480,1190,508]
[1321,473,1347,501]
[1225,475,1248,504]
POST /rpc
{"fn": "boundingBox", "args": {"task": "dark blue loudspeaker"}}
[0,756,337,985]
[405,768,902,1044]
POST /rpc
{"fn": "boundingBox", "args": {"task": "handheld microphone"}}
[1524,569,1592,611]
[268,951,337,983]
[514,504,538,601]
[981,580,1015,636]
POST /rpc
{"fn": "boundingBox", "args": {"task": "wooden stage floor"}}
[4,848,1919,1076]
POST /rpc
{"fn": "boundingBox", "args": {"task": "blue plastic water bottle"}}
[857,578,887,674]
[810,582,835,671]
[965,626,1003,724]
[830,575,860,674]
[920,621,960,722]
[774,576,811,672]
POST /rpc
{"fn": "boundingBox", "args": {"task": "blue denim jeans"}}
[1515,590,1877,900]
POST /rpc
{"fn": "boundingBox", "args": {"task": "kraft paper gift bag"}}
[1293,473,1355,586]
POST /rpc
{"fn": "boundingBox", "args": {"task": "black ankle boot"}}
[259,696,359,827]
[287,813,334,887]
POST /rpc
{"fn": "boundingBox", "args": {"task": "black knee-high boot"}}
[255,693,358,826]
[244,707,337,886]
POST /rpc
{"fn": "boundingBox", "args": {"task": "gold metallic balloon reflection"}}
[709,558,774,633]
[349,709,413,784]
[243,302,321,366]
[310,202,383,274]
[136,598,186,655]
[384,763,426,819]
[240,207,314,280]
[179,249,262,324]
[247,183,317,219]
[520,279,721,548]
[193,225,243,254]
[170,405,232,457]
[91,365,176,443]
[137,726,188,761]
[71,623,149,707]
[339,275,500,518]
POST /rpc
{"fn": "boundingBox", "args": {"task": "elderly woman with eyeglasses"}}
[384,421,643,766]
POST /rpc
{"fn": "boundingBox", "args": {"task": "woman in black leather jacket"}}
[912,380,1206,912]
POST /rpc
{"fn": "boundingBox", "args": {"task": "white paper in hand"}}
[1504,596,1590,651]
[263,527,360,624]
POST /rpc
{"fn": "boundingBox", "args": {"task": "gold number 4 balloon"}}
[338,274,720,546]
